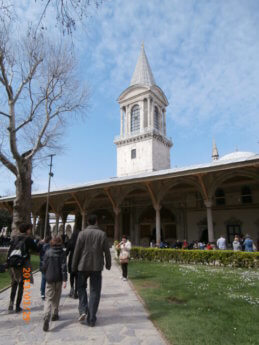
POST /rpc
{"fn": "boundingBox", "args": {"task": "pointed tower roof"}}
[130,44,156,87]
[212,139,219,161]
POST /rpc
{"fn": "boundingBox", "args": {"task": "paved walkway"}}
[0,256,167,345]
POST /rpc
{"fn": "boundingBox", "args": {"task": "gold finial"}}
[141,41,144,49]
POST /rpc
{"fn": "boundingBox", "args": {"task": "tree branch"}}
[0,110,10,118]
[13,57,43,105]
[14,81,46,133]
[27,84,51,159]
[0,152,17,176]
[0,53,13,100]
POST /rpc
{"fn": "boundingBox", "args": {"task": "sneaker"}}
[41,295,45,301]
[15,306,23,313]
[123,278,128,281]
[51,314,59,321]
[78,313,86,322]
[120,276,123,280]
[43,319,49,332]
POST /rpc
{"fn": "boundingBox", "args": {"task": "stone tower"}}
[114,44,173,177]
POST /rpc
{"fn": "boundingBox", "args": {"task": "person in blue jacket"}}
[243,234,254,252]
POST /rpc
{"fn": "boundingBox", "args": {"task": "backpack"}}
[7,237,28,268]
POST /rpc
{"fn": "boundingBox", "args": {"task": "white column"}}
[162,110,165,134]
[148,98,151,128]
[163,110,167,135]
[204,200,215,242]
[155,205,161,245]
[120,108,123,137]
[140,100,144,131]
[151,102,154,128]
[127,106,130,136]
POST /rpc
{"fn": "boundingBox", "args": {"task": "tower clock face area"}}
[114,45,172,177]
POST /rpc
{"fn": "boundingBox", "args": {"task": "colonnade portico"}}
[0,158,259,246]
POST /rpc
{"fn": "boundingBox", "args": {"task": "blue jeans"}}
[41,272,46,297]
[77,271,102,323]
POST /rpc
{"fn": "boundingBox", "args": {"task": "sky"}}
[0,0,259,196]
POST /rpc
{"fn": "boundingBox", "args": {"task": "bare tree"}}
[0,22,88,234]
[36,0,104,35]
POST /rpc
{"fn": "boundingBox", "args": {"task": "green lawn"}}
[0,254,40,290]
[129,261,259,345]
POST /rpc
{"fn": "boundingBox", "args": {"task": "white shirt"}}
[217,237,226,250]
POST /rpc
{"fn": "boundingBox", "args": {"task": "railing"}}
[114,126,171,142]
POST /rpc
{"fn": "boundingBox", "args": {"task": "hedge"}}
[130,247,259,268]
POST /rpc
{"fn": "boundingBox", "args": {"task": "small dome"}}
[219,151,256,161]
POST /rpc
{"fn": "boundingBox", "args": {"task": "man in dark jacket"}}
[72,214,111,327]
[7,223,38,313]
[66,229,80,298]
[42,236,67,332]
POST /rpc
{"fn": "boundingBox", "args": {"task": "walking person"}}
[232,236,241,251]
[243,234,254,252]
[7,223,38,313]
[116,235,131,281]
[66,228,80,299]
[38,236,51,300]
[217,235,227,250]
[72,214,111,327]
[42,236,67,332]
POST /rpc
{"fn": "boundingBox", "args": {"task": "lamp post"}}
[43,154,55,239]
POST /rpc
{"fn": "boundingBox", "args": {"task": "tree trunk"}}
[11,159,33,236]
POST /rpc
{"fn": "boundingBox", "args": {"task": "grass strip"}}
[129,260,259,345]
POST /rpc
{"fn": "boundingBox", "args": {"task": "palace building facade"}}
[1,46,259,248]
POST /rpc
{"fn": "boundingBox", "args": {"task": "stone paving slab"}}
[0,257,168,345]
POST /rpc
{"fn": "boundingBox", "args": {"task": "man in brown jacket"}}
[72,214,111,327]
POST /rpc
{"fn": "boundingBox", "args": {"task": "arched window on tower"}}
[131,105,140,133]
[215,188,225,205]
[154,106,159,130]
[241,186,252,204]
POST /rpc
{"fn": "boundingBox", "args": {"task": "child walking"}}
[42,236,67,332]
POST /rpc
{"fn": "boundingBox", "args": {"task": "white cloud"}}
[81,0,259,136]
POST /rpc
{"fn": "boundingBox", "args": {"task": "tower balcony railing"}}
[114,126,172,144]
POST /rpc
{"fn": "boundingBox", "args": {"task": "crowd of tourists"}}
[2,218,257,332]
[4,215,112,332]
[158,234,256,251]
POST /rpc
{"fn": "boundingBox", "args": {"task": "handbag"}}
[119,250,130,263]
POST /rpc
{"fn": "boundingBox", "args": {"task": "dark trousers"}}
[70,272,78,292]
[10,280,23,307]
[9,268,23,308]
[77,271,102,323]
[121,263,128,278]
[41,272,46,297]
